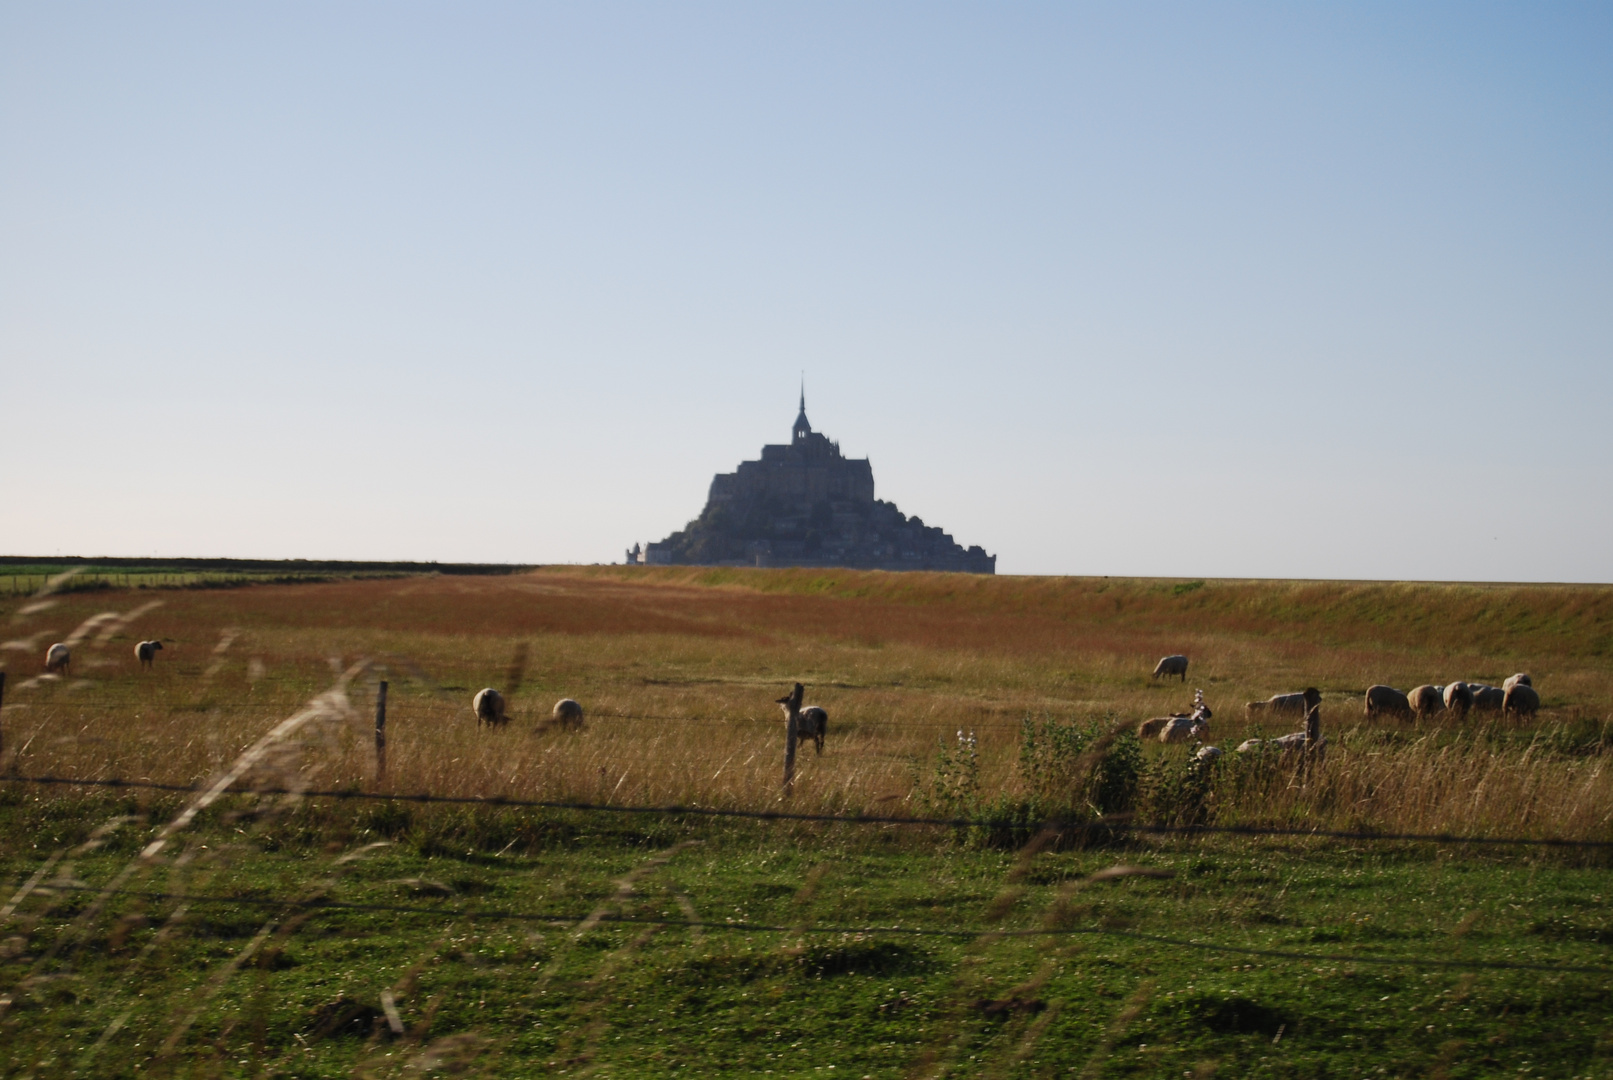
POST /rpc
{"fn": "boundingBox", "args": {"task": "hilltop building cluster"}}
[626,394,994,573]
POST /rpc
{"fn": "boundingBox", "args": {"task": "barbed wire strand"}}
[6,773,1611,849]
[0,700,1040,729]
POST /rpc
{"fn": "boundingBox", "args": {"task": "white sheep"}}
[1152,655,1189,682]
[135,640,163,669]
[774,693,829,754]
[1407,685,1445,719]
[552,698,585,729]
[1443,682,1474,720]
[798,706,828,753]
[44,642,70,676]
[1158,714,1209,744]
[1245,688,1322,718]
[1502,673,1532,693]
[1237,705,1325,763]
[1148,689,1212,744]
[1363,685,1411,719]
[473,688,508,727]
[1502,682,1540,718]
[1470,684,1505,712]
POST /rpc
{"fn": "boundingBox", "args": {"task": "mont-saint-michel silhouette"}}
[627,392,995,573]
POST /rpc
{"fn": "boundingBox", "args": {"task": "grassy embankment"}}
[0,557,529,595]
[1,568,1611,1076]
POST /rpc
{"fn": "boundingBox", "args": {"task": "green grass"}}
[3,793,1611,1078]
[4,568,1612,1077]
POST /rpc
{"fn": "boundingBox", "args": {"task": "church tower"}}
[792,385,812,442]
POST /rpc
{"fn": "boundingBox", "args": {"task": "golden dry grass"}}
[1,567,1609,839]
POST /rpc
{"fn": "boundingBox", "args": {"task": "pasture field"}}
[0,558,527,597]
[1,567,1612,1078]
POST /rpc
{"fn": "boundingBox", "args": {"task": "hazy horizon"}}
[3,3,1609,582]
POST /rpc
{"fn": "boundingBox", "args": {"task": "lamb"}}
[473,688,508,727]
[44,642,70,676]
[798,706,828,753]
[1236,705,1326,762]
[1363,685,1412,719]
[1470,684,1505,712]
[551,698,585,729]
[1152,655,1189,682]
[1194,745,1224,762]
[774,689,829,754]
[1245,687,1322,718]
[1443,682,1474,720]
[1502,673,1532,693]
[1141,689,1212,744]
[1503,682,1540,718]
[135,640,163,669]
[1407,685,1445,719]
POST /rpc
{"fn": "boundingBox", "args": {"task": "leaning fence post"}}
[0,671,7,760]
[374,680,388,780]
[778,682,804,797]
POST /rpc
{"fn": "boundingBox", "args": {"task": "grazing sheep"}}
[1194,745,1223,762]
[1443,682,1474,720]
[1144,690,1212,744]
[1502,673,1533,693]
[1407,685,1445,719]
[1237,705,1326,763]
[1245,687,1322,718]
[1364,685,1412,719]
[44,642,70,676]
[1158,714,1208,744]
[551,698,585,729]
[1152,655,1189,682]
[1503,682,1541,718]
[798,706,828,754]
[774,692,829,754]
[1470,684,1505,712]
[135,640,163,669]
[473,688,508,727]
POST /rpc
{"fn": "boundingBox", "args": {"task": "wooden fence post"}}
[0,671,7,760]
[777,682,804,796]
[375,680,388,780]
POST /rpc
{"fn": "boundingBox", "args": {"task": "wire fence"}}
[6,772,1610,849]
[5,760,1612,1070]
[0,699,1036,729]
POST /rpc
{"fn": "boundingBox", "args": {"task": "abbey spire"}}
[793,383,812,441]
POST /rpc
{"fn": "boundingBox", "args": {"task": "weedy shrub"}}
[916,729,981,819]
[1137,750,1218,827]
[1017,714,1142,820]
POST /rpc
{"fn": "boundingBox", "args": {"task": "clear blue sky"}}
[2,3,1609,580]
